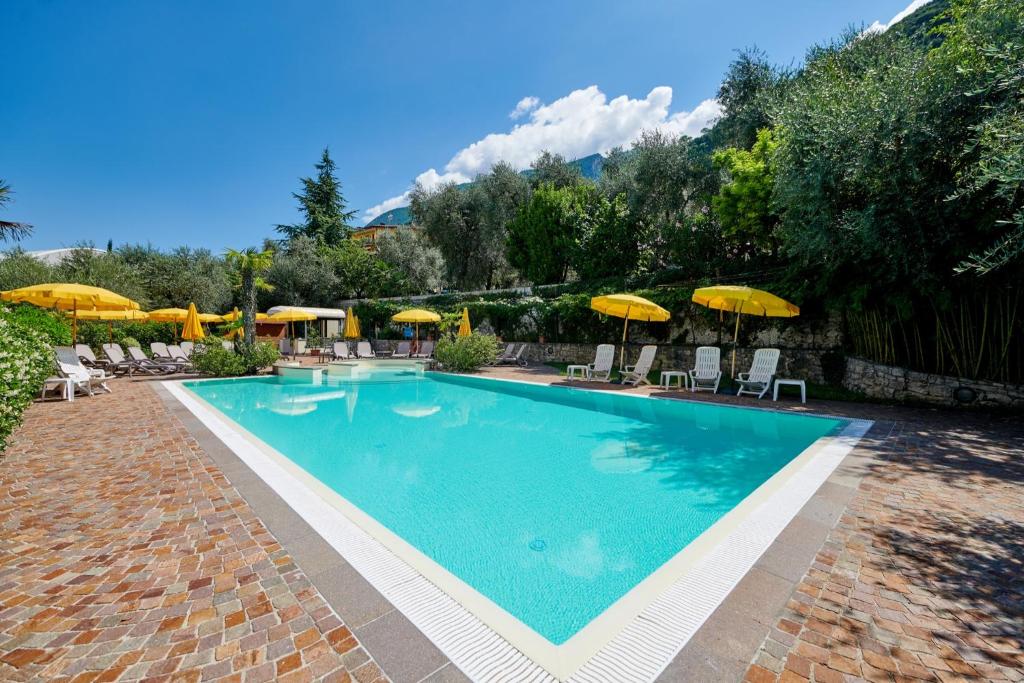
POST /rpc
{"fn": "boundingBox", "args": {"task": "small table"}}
[42,377,74,402]
[660,370,688,390]
[773,378,806,403]
[567,364,590,381]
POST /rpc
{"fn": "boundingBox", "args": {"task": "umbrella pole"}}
[619,305,630,371]
[731,311,741,378]
[72,301,78,344]
[109,322,113,344]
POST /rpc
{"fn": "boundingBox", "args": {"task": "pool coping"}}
[155,375,876,682]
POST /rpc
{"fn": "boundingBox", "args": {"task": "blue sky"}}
[3,0,922,252]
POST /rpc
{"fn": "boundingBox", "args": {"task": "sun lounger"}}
[332,341,351,359]
[587,344,615,381]
[127,346,179,374]
[356,341,375,358]
[491,343,515,365]
[735,348,780,399]
[179,341,194,357]
[391,341,411,358]
[75,344,112,372]
[221,340,234,351]
[55,346,112,395]
[412,341,434,359]
[621,345,657,386]
[100,343,138,376]
[497,343,527,366]
[688,346,722,393]
[166,344,194,370]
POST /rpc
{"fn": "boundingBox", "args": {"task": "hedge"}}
[0,306,57,451]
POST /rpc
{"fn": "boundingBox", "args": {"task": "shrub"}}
[120,336,141,350]
[190,340,280,377]
[435,333,500,372]
[2,304,71,346]
[0,306,55,451]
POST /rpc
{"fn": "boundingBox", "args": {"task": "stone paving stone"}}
[0,379,390,682]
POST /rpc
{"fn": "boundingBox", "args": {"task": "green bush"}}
[435,333,500,372]
[120,336,141,350]
[0,306,55,451]
[190,340,280,377]
[76,320,175,351]
[2,304,71,346]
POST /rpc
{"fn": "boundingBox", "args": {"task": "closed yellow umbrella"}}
[457,308,472,337]
[692,285,800,377]
[269,309,317,358]
[352,314,361,338]
[343,307,360,339]
[392,309,441,353]
[590,294,671,370]
[72,309,150,343]
[182,303,205,341]
[2,283,141,343]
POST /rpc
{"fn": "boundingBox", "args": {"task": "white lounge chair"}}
[166,344,194,370]
[332,341,351,359]
[74,344,111,371]
[356,341,375,358]
[391,341,411,358]
[412,341,434,358]
[497,343,527,366]
[127,346,179,374]
[55,346,112,395]
[588,344,615,381]
[491,343,515,365]
[101,343,139,376]
[688,346,723,393]
[179,341,194,357]
[621,345,657,386]
[736,348,781,399]
[221,340,235,352]
[151,342,174,361]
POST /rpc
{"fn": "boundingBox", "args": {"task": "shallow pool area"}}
[185,371,844,648]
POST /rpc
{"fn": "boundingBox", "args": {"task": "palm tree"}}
[225,247,274,345]
[0,180,32,242]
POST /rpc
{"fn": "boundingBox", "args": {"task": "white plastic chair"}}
[621,345,657,386]
[356,341,375,358]
[736,348,781,399]
[588,344,615,381]
[688,346,722,393]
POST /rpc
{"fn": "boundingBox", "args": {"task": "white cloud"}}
[510,96,540,120]
[863,0,931,34]
[362,85,722,222]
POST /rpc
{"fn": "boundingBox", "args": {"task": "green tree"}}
[118,244,232,311]
[528,151,582,189]
[710,49,789,150]
[508,183,595,284]
[54,247,149,305]
[322,240,390,299]
[225,247,274,344]
[264,236,338,307]
[0,180,32,242]
[712,127,779,255]
[572,192,637,280]
[0,249,53,290]
[276,148,357,246]
[375,229,446,294]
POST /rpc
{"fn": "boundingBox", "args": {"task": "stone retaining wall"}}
[842,356,1024,409]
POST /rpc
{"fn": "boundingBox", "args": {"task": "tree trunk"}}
[242,270,257,348]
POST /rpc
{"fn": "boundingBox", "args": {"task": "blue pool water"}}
[187,372,843,644]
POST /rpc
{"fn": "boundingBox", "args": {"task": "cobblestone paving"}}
[0,379,387,682]
[743,417,1024,683]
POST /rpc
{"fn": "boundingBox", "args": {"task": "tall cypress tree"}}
[276,148,357,246]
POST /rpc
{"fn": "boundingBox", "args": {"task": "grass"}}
[544,362,870,403]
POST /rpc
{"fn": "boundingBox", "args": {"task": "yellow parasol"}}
[2,283,141,343]
[181,303,205,341]
[392,309,441,353]
[590,294,671,370]
[343,307,360,339]
[268,309,317,357]
[457,308,472,337]
[197,313,223,323]
[148,307,189,340]
[71,308,150,343]
[691,285,800,377]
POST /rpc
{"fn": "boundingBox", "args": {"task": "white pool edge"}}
[164,377,871,682]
